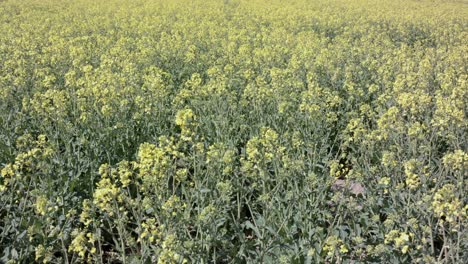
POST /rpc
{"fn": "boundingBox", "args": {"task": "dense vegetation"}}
[0,0,467,263]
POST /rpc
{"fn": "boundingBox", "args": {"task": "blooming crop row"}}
[0,0,466,263]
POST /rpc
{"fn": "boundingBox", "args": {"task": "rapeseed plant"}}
[0,0,466,262]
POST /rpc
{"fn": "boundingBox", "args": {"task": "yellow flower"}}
[197,204,216,223]
[35,245,45,262]
[442,150,467,171]
[139,218,161,244]
[394,232,409,248]
[322,235,346,258]
[0,164,16,190]
[339,244,349,254]
[401,245,409,254]
[175,108,195,128]
[432,184,465,224]
[69,231,88,258]
[93,178,119,213]
[162,195,185,217]
[137,143,171,192]
[158,234,187,264]
[404,159,422,190]
[385,230,413,254]
[79,199,93,226]
[117,161,133,188]
[35,195,48,216]
[378,177,390,186]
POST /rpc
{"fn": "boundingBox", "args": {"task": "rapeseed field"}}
[0,0,466,263]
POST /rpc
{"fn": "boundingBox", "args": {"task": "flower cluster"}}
[432,184,466,225]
